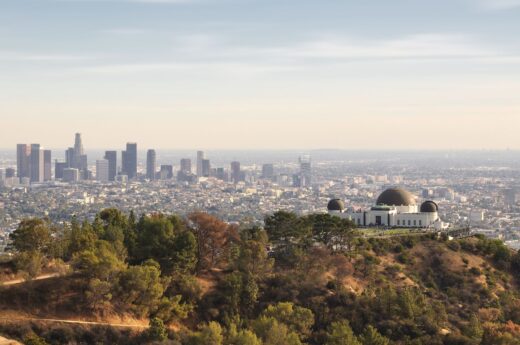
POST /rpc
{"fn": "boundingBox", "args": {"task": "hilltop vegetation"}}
[1,209,520,345]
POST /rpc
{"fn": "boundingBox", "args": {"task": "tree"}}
[10,218,51,253]
[116,260,165,317]
[147,317,168,342]
[227,324,262,345]
[360,326,389,345]
[264,211,311,248]
[171,230,198,273]
[24,334,49,345]
[325,320,361,345]
[188,212,238,271]
[14,250,44,280]
[85,278,113,315]
[154,295,193,324]
[260,302,314,338]
[252,316,302,345]
[186,321,224,345]
[72,240,126,281]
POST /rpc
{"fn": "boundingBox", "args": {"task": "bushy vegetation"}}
[1,209,520,345]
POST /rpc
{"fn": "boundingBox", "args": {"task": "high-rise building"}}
[180,158,192,174]
[73,133,88,172]
[55,161,68,179]
[30,144,44,183]
[196,151,205,177]
[44,150,52,181]
[298,155,312,187]
[104,151,117,181]
[65,148,75,168]
[216,167,228,181]
[160,165,173,180]
[16,144,31,178]
[202,159,211,177]
[5,168,15,178]
[231,161,242,183]
[262,164,274,179]
[96,159,109,182]
[122,143,137,179]
[146,149,157,180]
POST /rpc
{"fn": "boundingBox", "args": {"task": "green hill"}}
[1,210,519,345]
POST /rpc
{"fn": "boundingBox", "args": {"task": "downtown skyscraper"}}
[16,144,31,179]
[122,143,137,179]
[196,151,205,177]
[104,151,117,181]
[146,149,156,180]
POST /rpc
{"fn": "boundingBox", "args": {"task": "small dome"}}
[420,200,438,213]
[327,199,345,211]
[376,188,416,206]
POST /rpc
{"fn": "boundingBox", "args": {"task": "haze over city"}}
[2,0,520,149]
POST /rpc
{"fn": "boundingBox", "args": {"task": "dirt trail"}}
[0,316,148,329]
[0,273,60,286]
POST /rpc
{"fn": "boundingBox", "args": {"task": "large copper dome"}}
[376,188,416,206]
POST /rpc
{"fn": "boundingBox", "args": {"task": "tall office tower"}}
[180,158,192,174]
[96,159,109,182]
[196,151,205,177]
[160,165,173,180]
[231,161,242,183]
[0,169,5,182]
[55,161,68,179]
[65,148,75,167]
[146,149,157,180]
[216,167,227,181]
[16,144,31,178]
[30,144,44,183]
[122,143,137,179]
[5,168,15,178]
[298,155,312,187]
[72,133,88,171]
[43,150,52,181]
[104,151,117,181]
[74,133,84,157]
[262,164,274,179]
[202,159,211,177]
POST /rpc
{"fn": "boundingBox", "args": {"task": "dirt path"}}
[0,316,148,329]
[0,273,60,286]
[0,336,22,345]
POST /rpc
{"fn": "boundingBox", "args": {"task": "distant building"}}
[122,143,137,179]
[216,167,228,181]
[180,158,192,174]
[30,144,44,183]
[96,159,109,182]
[328,187,448,229]
[5,168,15,178]
[55,161,68,179]
[146,149,157,180]
[104,151,117,181]
[231,161,242,183]
[160,165,173,180]
[298,155,312,187]
[63,168,80,183]
[44,150,52,181]
[262,164,274,179]
[202,159,211,177]
[16,144,31,179]
[196,151,205,177]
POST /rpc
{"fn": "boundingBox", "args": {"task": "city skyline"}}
[1,0,520,149]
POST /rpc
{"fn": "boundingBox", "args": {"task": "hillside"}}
[1,210,520,345]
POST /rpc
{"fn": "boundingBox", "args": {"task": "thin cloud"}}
[471,0,520,9]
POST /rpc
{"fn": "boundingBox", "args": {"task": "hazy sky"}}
[1,0,519,150]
